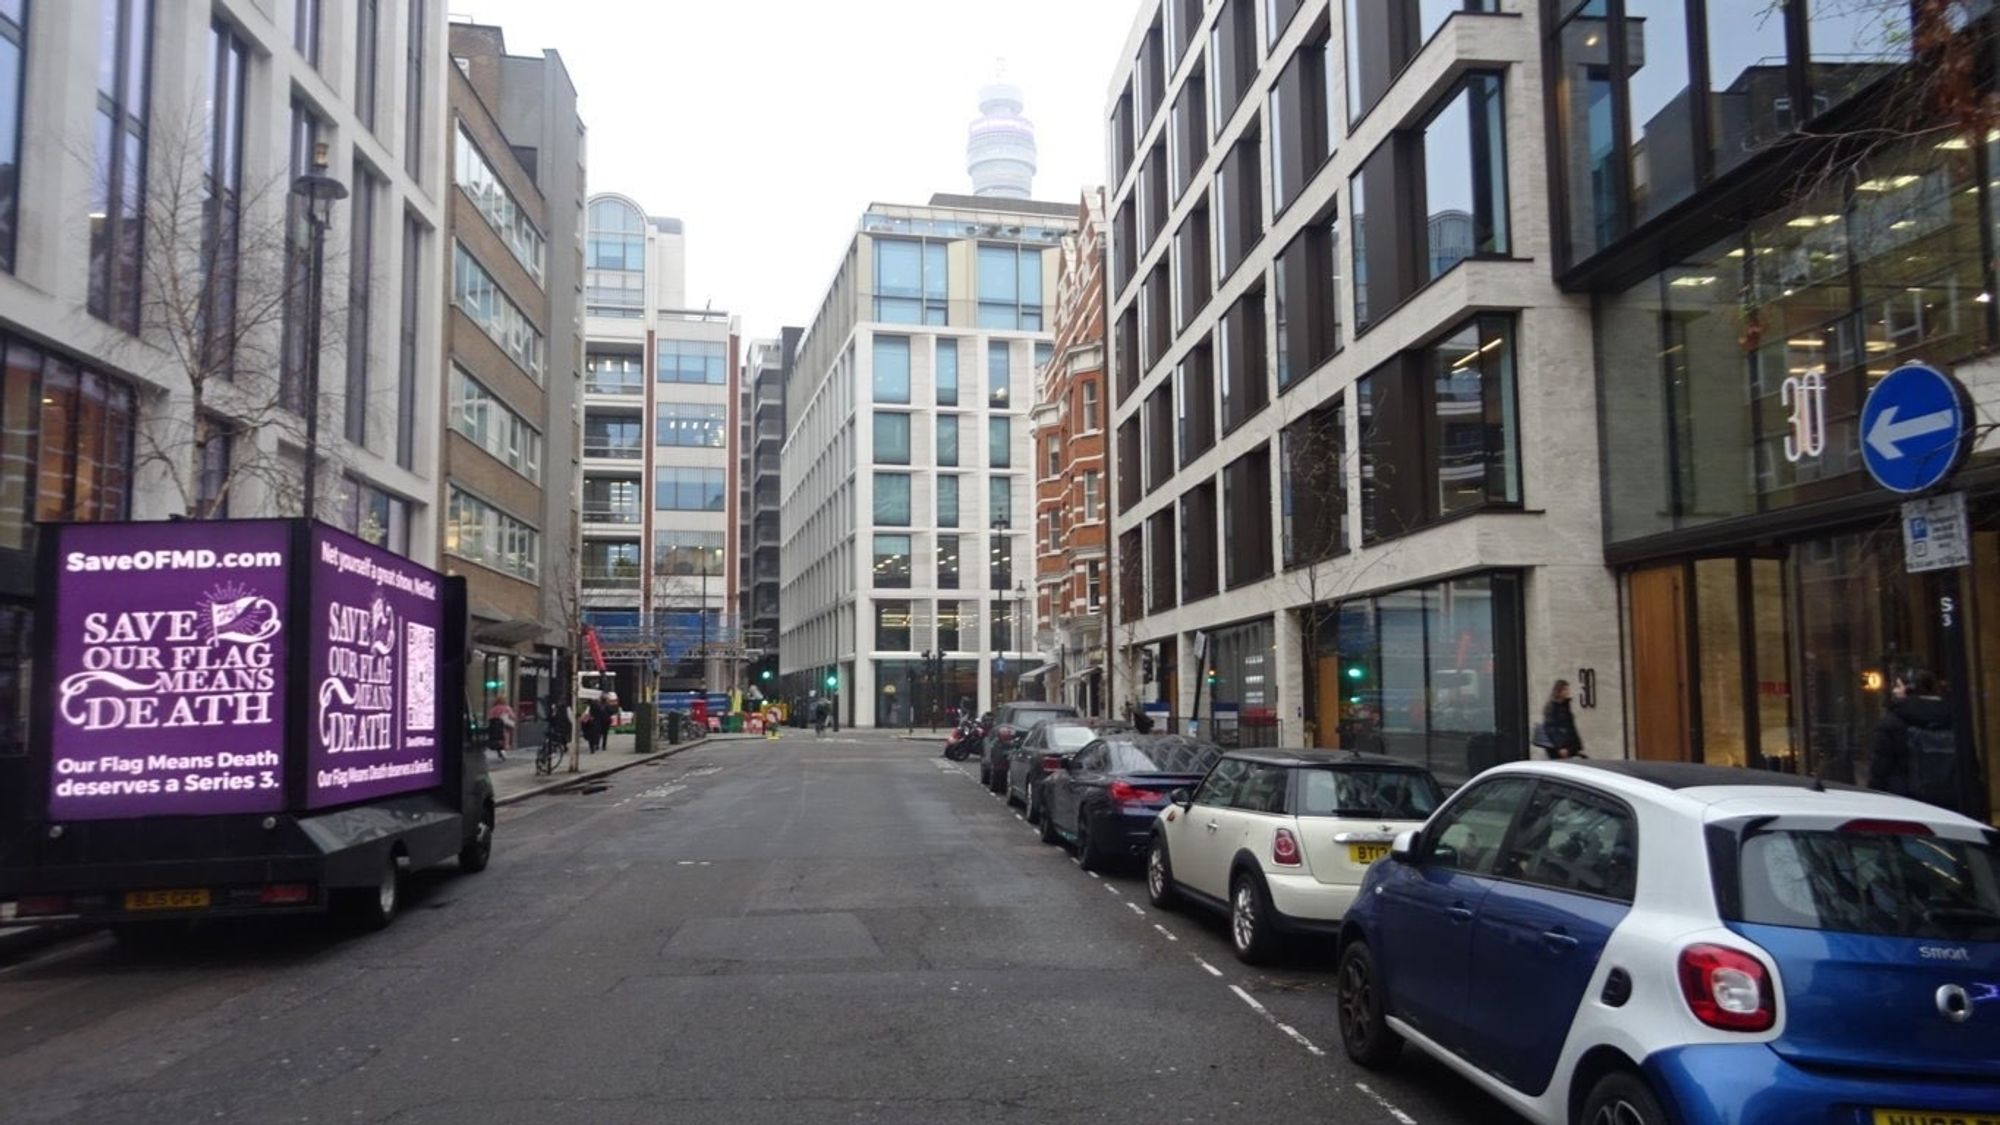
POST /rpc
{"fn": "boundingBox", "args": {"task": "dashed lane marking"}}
[1153,923,1178,942]
[1193,957,1224,977]
[1124,902,1146,917]
[1354,1083,1417,1124]
[1228,985,1327,1058]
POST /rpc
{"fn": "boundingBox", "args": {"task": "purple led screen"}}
[306,526,445,808]
[48,521,292,820]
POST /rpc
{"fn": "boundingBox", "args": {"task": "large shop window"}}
[1224,444,1274,588]
[1327,571,1525,783]
[1350,73,1508,331]
[1205,618,1279,748]
[1597,140,1993,545]
[1346,0,1496,124]
[873,237,950,324]
[1181,478,1219,603]
[1282,392,1346,567]
[1359,314,1519,543]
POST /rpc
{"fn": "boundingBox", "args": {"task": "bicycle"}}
[535,730,571,776]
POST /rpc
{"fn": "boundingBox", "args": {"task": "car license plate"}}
[123,888,210,912]
[1348,843,1390,864]
[1874,1112,2000,1125]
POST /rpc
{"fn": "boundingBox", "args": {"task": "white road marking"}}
[1229,985,1327,1058]
[1354,1083,1417,1124]
[1101,883,1118,894]
[1153,924,1178,942]
[1124,902,1146,917]
[1088,871,1101,880]
[1014,813,1024,822]
[1193,957,1223,977]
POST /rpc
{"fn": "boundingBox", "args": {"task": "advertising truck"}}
[0,518,494,935]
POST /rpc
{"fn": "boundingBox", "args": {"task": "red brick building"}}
[1032,190,1109,714]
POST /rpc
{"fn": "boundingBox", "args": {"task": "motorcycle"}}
[942,714,991,761]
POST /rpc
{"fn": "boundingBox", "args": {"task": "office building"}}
[1102,0,1620,778]
[1032,189,1111,715]
[579,194,738,703]
[0,0,448,752]
[779,194,1080,729]
[740,328,798,688]
[441,22,585,724]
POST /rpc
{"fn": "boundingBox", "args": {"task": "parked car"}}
[979,702,1080,792]
[1146,749,1442,964]
[1042,733,1221,871]
[1005,720,1128,822]
[1334,760,2000,1125]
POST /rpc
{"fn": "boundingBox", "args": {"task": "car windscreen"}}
[1297,767,1442,820]
[1046,726,1101,751]
[1731,828,2000,941]
[1008,708,1073,729]
[1105,741,1217,774]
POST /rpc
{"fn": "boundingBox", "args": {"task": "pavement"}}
[0,731,1519,1124]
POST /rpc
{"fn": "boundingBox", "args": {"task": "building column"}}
[1275,607,1307,748]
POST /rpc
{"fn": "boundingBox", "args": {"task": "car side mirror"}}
[1064,757,1081,773]
[1169,788,1192,809]
[1389,829,1420,864]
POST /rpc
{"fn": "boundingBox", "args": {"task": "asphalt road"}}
[0,733,1524,1124]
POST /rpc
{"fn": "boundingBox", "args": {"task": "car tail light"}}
[259,884,311,906]
[14,895,69,918]
[1272,828,1303,867]
[1040,754,1064,773]
[1838,818,1932,836]
[1108,780,1164,805]
[1678,944,1775,1032]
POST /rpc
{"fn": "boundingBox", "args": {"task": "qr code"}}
[405,621,436,731]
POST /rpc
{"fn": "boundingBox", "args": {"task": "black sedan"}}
[1040,733,1221,871]
[1004,719,1128,823]
[978,702,1079,793]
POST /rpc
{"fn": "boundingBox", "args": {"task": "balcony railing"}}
[582,568,643,589]
[582,507,643,526]
[583,442,644,460]
[585,375,645,396]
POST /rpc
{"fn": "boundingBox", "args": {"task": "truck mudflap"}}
[0,793,463,922]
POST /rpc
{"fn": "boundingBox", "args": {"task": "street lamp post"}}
[1015,580,1027,703]
[991,515,1010,706]
[289,142,347,522]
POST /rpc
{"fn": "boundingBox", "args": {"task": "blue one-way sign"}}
[1860,363,1968,493]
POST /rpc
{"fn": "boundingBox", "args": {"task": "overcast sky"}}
[447,0,1140,342]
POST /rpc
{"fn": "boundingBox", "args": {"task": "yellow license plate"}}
[1874,1112,2000,1125]
[1348,844,1391,864]
[123,889,210,912]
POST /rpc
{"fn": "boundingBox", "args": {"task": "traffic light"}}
[760,669,773,682]
[483,679,503,691]
[825,673,839,690]
[1344,663,1367,705]
[1205,666,1217,686]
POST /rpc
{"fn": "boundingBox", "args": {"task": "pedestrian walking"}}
[1533,680,1585,760]
[589,695,615,753]
[485,698,516,760]
[1867,669,1962,812]
[812,697,829,736]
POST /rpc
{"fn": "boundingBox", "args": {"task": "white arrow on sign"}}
[1866,405,1956,460]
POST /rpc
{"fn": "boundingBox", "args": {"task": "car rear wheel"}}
[458,806,494,873]
[988,762,1008,795]
[1005,768,1025,808]
[1230,872,1281,965]
[1075,816,1107,872]
[1146,838,1179,910]
[1336,941,1401,1069]
[1038,802,1060,844]
[1581,1071,1669,1125]
[1023,780,1041,824]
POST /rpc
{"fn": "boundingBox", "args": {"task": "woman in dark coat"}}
[1541,679,1585,760]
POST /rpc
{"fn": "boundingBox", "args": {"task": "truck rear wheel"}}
[345,854,401,931]
[459,807,494,873]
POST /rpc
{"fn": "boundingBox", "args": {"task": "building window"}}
[936,338,959,405]
[1224,444,1274,587]
[936,415,959,467]
[874,237,949,324]
[1116,416,1142,513]
[654,467,727,512]
[1145,383,1175,492]
[1146,506,1177,614]
[1141,142,1170,251]
[987,340,1011,407]
[1045,508,1063,552]
[1086,560,1103,611]
[1142,264,1171,372]
[581,540,642,588]
[874,335,911,403]
[654,529,724,575]
[1175,201,1213,331]
[1360,314,1519,542]
[294,0,320,66]
[874,534,912,589]
[1282,394,1345,566]
[446,488,538,581]
[453,242,546,380]
[937,473,959,527]
[0,0,24,272]
[990,597,1015,652]
[1113,195,1137,295]
[656,337,725,386]
[397,215,422,469]
[199,23,248,378]
[1115,305,1139,404]
[1219,287,1268,433]
[1181,478,1219,602]
[404,0,425,176]
[354,0,379,130]
[345,164,380,444]
[1177,339,1216,464]
[454,125,546,280]
[341,476,411,553]
[194,414,232,518]
[1044,435,1061,478]
[937,601,964,650]
[989,416,1011,469]
[1346,0,1496,123]
[89,0,152,334]
[583,413,642,459]
[990,531,1015,592]
[280,100,323,411]
[6,342,136,539]
[1209,0,1258,129]
[989,475,1013,531]
[874,411,911,464]
[1214,127,1263,280]
[1081,470,1101,522]
[453,367,544,480]
[1266,0,1302,44]
[586,353,644,395]
[585,198,646,317]
[1275,212,1340,390]
[977,245,1044,330]
[1080,379,1100,431]
[874,471,911,525]
[1171,66,1209,201]
[876,601,913,651]
[1271,24,1333,217]
[1422,73,1508,281]
[657,402,729,449]
[937,534,960,589]
[582,478,641,525]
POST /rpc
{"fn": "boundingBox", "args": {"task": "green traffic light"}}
[760,670,773,681]
[483,680,503,690]
[825,675,838,689]
[1345,665,1365,681]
